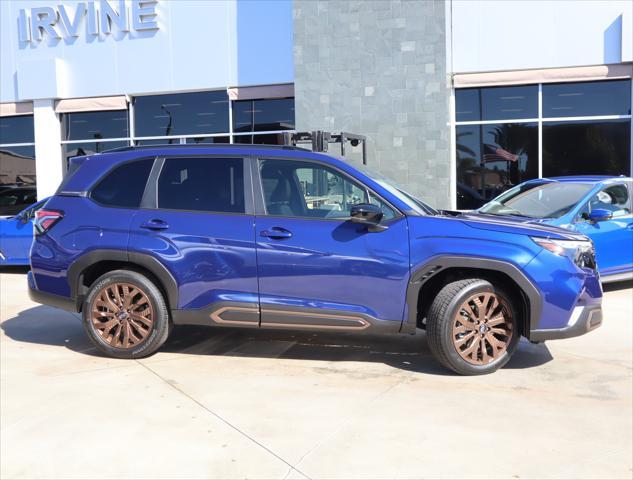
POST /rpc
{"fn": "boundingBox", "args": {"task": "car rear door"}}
[252,156,410,332]
[129,155,259,324]
[575,182,633,275]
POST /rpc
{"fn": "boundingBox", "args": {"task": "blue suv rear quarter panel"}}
[30,195,136,298]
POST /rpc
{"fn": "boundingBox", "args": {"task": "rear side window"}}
[91,159,153,208]
[157,157,245,213]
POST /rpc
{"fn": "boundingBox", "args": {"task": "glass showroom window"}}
[0,115,36,187]
[455,79,632,209]
[133,91,295,145]
[542,80,631,177]
[233,97,295,145]
[455,85,539,209]
[61,110,130,167]
[133,90,230,144]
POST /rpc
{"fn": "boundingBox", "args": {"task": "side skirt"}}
[171,302,401,334]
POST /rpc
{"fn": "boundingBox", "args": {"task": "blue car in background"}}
[0,198,47,266]
[478,176,633,283]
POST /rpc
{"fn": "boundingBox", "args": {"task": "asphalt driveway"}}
[1,269,631,479]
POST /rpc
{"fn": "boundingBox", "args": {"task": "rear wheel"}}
[82,270,170,359]
[426,279,519,375]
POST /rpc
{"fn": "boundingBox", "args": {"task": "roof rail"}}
[102,143,311,154]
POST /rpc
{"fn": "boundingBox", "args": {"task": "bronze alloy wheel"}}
[452,292,513,365]
[91,283,154,349]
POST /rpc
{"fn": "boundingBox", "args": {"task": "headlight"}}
[531,237,596,270]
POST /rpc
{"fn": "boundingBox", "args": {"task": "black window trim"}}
[251,155,404,222]
[146,154,254,216]
[88,156,157,210]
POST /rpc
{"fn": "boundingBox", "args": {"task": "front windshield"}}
[478,181,594,219]
[355,163,439,215]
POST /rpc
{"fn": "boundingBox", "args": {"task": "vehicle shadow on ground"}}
[603,280,633,292]
[0,266,30,274]
[1,306,553,376]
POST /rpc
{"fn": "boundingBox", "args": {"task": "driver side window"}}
[582,184,631,220]
[259,159,396,220]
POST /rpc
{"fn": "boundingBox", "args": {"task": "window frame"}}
[251,156,403,221]
[143,155,254,216]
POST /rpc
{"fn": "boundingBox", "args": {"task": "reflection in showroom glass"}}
[134,91,230,137]
[0,115,35,144]
[0,145,36,186]
[233,98,295,133]
[455,86,538,122]
[186,136,230,144]
[456,123,538,209]
[63,141,129,169]
[543,120,631,177]
[234,133,288,145]
[62,110,129,141]
[542,80,631,117]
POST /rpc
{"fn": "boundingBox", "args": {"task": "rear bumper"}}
[27,271,77,312]
[529,305,602,341]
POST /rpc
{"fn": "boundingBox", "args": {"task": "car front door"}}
[253,157,410,332]
[130,156,259,325]
[575,182,633,275]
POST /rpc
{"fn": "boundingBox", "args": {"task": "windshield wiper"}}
[478,210,534,219]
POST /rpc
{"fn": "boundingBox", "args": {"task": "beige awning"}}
[55,96,128,113]
[454,63,633,88]
[228,83,294,101]
[0,102,33,117]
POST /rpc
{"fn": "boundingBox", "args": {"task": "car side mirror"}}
[583,209,613,223]
[15,211,28,223]
[350,203,387,232]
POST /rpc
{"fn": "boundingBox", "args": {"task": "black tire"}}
[82,269,170,359]
[426,279,520,375]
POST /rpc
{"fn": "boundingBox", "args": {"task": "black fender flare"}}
[67,249,179,311]
[402,255,542,336]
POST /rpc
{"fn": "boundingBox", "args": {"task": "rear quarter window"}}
[91,159,154,208]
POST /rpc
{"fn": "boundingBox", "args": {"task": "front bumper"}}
[530,305,602,341]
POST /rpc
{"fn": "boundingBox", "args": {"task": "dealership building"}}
[1,0,631,209]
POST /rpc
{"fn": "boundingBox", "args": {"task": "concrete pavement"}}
[1,269,631,479]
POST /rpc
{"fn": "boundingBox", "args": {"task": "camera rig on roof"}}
[282,131,367,165]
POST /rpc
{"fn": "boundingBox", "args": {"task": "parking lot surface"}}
[1,269,632,479]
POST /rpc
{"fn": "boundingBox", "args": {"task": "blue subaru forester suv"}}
[28,145,603,375]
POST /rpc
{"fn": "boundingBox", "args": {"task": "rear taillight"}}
[34,209,63,234]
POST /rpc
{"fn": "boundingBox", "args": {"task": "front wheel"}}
[426,279,519,375]
[82,270,170,359]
